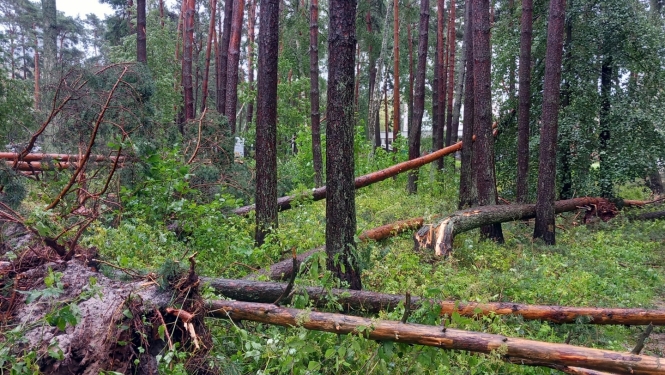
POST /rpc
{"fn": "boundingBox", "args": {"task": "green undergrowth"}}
[82,166,665,374]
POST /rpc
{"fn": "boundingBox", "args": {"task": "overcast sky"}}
[57,0,114,18]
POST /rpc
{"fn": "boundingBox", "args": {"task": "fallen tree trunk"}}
[207,300,663,374]
[0,152,125,163]
[247,216,428,281]
[233,141,464,216]
[205,277,665,325]
[628,211,665,221]
[415,197,615,256]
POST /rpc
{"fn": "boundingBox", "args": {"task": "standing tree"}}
[392,0,400,143]
[472,0,503,242]
[326,0,361,290]
[201,0,217,111]
[41,0,57,86]
[136,0,146,63]
[255,0,279,247]
[533,0,566,244]
[515,0,533,203]
[309,0,323,187]
[217,0,234,114]
[182,0,195,121]
[407,0,429,194]
[444,0,456,146]
[458,0,475,209]
[246,0,256,124]
[225,0,245,133]
[434,0,445,169]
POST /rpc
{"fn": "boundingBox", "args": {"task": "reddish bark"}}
[217,0,234,114]
[445,0,456,144]
[201,0,217,112]
[533,0,566,244]
[246,0,256,124]
[225,0,246,133]
[434,0,445,168]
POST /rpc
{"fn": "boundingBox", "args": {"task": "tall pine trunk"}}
[182,0,196,121]
[310,0,323,187]
[458,0,475,209]
[392,0,401,144]
[472,0,503,242]
[255,0,280,247]
[326,0,361,290]
[225,0,246,133]
[407,22,415,137]
[407,0,430,194]
[444,0,456,145]
[433,0,444,169]
[218,0,234,114]
[201,0,217,111]
[450,1,466,149]
[515,0,533,203]
[246,0,256,124]
[137,0,147,63]
[533,0,566,244]
[41,0,57,88]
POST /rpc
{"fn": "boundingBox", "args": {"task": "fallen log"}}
[207,300,663,374]
[628,210,665,221]
[415,197,615,256]
[0,152,125,163]
[233,141,464,216]
[247,216,428,281]
[205,278,665,325]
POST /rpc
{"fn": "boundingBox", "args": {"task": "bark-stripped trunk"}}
[310,0,323,187]
[472,0,503,242]
[209,301,664,375]
[392,0,401,144]
[246,0,256,123]
[407,0,430,194]
[201,0,217,111]
[225,0,246,133]
[326,0,361,290]
[255,0,280,247]
[218,0,234,114]
[182,0,196,121]
[444,0,456,145]
[233,141,464,216]
[515,0,533,203]
[458,0,475,209]
[533,0,565,244]
[418,197,610,256]
[137,0,147,63]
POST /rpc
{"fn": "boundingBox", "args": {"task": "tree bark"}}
[407,0,430,194]
[208,301,664,375]
[433,0,445,168]
[472,0,503,242]
[458,0,476,209]
[598,54,613,199]
[533,0,565,244]
[246,0,256,123]
[368,5,392,151]
[182,0,196,121]
[416,197,611,256]
[208,278,665,326]
[41,0,57,87]
[515,0,533,203]
[450,16,465,147]
[137,0,147,63]
[445,0,456,147]
[309,0,323,187]
[326,0,361,290]
[201,0,217,111]
[233,141,464,216]
[392,0,401,144]
[225,0,245,133]
[407,22,415,139]
[217,0,234,114]
[254,0,280,247]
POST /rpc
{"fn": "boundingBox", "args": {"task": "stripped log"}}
[415,197,614,256]
[233,141,464,216]
[205,278,665,325]
[246,216,428,281]
[207,300,663,375]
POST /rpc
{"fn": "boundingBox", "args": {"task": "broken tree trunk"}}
[246,216,428,281]
[0,153,125,162]
[415,197,615,256]
[205,277,665,325]
[628,211,665,221]
[207,301,663,374]
[233,141,464,216]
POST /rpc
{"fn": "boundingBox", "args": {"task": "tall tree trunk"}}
[366,7,376,142]
[201,0,218,111]
[182,0,196,121]
[246,0,256,124]
[407,22,415,137]
[225,0,246,133]
[472,0,503,242]
[598,54,613,198]
[41,0,57,87]
[310,0,323,187]
[450,1,466,148]
[558,7,573,200]
[33,28,40,111]
[433,0,444,168]
[458,0,475,209]
[392,0,400,144]
[137,0,147,63]
[369,5,392,151]
[160,0,165,27]
[218,0,234,114]
[533,0,566,245]
[515,0,533,203]
[383,71,389,150]
[255,0,280,247]
[326,0,361,290]
[407,0,430,194]
[444,0,456,146]
[354,44,360,112]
